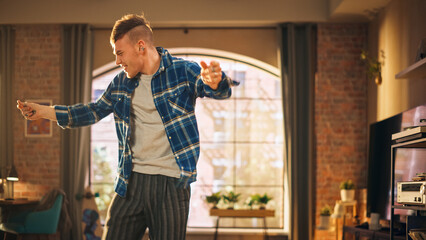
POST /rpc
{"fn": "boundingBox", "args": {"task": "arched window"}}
[91,48,285,229]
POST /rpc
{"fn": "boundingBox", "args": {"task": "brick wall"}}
[315,23,368,240]
[13,25,62,199]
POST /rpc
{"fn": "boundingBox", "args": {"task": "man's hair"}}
[110,13,153,45]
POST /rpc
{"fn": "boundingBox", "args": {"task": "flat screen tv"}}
[367,103,426,221]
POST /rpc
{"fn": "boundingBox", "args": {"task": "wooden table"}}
[209,208,275,240]
[0,198,39,222]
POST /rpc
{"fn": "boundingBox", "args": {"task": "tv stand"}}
[342,225,405,240]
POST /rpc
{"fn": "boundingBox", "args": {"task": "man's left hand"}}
[200,60,222,90]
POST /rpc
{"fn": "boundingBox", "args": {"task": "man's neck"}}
[144,47,161,75]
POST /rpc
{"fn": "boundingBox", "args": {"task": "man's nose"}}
[115,56,121,66]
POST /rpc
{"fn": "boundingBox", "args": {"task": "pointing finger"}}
[200,61,208,70]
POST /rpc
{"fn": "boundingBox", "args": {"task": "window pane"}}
[232,67,281,100]
[197,143,235,186]
[235,143,283,186]
[235,99,283,143]
[195,98,235,143]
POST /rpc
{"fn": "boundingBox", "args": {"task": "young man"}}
[17,13,237,240]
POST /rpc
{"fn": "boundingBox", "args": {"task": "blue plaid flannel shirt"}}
[55,47,238,197]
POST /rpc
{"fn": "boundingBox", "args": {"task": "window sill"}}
[187,227,288,236]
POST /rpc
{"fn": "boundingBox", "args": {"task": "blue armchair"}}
[0,194,63,240]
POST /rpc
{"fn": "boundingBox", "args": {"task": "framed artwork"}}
[25,99,52,137]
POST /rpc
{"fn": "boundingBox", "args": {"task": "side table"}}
[209,208,275,240]
[0,198,39,223]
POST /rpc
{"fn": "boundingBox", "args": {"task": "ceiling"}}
[0,0,392,26]
[329,0,392,22]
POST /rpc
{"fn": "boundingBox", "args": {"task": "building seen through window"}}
[91,48,284,229]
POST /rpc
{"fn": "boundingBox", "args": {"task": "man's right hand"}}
[17,100,57,121]
[17,100,40,120]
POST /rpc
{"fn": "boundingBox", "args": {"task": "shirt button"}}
[169,136,171,139]
[176,156,179,159]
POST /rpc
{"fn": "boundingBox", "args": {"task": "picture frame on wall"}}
[25,99,52,138]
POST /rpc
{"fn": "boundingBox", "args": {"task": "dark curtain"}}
[61,24,93,240]
[280,23,316,240]
[0,25,14,197]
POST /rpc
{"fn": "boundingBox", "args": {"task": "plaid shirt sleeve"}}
[54,83,115,129]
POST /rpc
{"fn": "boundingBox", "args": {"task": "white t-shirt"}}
[130,74,180,178]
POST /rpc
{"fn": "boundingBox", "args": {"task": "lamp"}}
[7,164,19,182]
[6,164,19,199]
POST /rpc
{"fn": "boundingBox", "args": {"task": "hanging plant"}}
[361,50,385,85]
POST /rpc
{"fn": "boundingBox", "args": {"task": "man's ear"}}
[138,40,146,52]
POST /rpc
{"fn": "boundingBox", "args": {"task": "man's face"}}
[113,34,141,78]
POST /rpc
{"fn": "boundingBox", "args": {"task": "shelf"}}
[209,208,275,218]
[392,205,426,211]
[395,57,426,79]
[390,136,426,240]
[391,137,426,148]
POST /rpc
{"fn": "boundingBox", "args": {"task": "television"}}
[367,103,426,221]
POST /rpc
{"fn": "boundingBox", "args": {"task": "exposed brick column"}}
[315,23,368,240]
[13,25,62,199]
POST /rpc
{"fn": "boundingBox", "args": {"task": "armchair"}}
[0,194,63,240]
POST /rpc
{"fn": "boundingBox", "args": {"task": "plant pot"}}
[210,204,218,209]
[319,215,330,229]
[375,75,382,85]
[340,189,355,202]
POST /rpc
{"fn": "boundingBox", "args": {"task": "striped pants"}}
[102,173,191,240]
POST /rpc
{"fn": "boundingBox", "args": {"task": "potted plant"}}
[319,205,332,229]
[248,193,273,209]
[360,49,385,85]
[340,179,356,202]
[222,191,241,209]
[205,192,222,209]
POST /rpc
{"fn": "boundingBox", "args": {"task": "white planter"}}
[319,215,330,229]
[340,189,355,202]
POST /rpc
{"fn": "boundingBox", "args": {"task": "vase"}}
[319,215,330,229]
[375,75,382,85]
[340,189,355,202]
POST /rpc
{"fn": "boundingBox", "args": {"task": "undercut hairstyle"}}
[110,13,154,46]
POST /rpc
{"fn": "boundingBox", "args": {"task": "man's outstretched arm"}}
[16,100,57,121]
